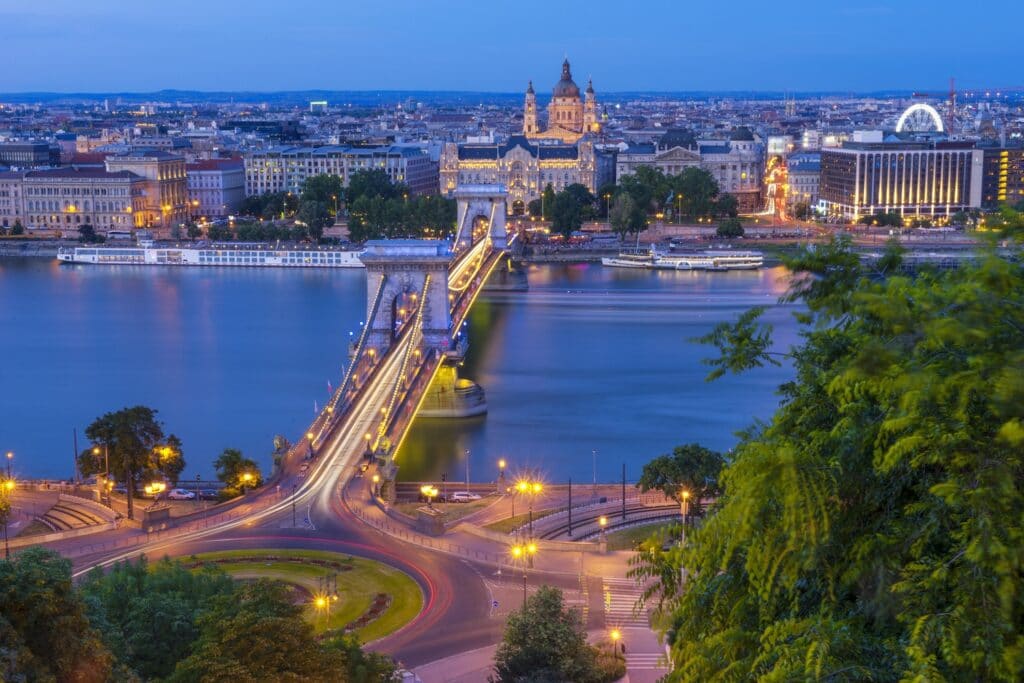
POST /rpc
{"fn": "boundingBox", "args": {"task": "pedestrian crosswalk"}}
[626,652,667,670]
[602,577,649,628]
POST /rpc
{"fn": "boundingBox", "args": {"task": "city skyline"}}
[3,0,1023,93]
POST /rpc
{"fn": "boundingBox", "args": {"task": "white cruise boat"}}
[57,243,365,268]
[602,245,763,271]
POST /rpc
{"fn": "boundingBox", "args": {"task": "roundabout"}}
[183,549,424,643]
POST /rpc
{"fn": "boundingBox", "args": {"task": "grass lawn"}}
[15,520,53,538]
[186,549,422,643]
[483,507,560,534]
[604,523,673,551]
[394,496,496,524]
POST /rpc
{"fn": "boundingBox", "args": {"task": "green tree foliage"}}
[541,183,556,221]
[621,166,671,214]
[154,434,186,485]
[792,201,811,220]
[549,183,596,238]
[185,222,203,240]
[238,192,299,221]
[11,219,24,235]
[347,193,455,243]
[81,557,236,681]
[637,444,724,513]
[214,448,262,497]
[346,169,408,203]
[79,406,167,520]
[715,217,744,238]
[632,232,1024,681]
[168,580,346,683]
[0,548,113,683]
[78,223,105,243]
[673,166,720,218]
[301,174,345,207]
[322,632,398,683]
[527,198,542,218]
[715,193,739,218]
[297,200,332,240]
[608,193,646,238]
[492,586,620,683]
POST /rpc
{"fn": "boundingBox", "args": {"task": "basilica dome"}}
[553,59,580,98]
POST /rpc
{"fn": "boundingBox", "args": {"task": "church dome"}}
[553,59,580,98]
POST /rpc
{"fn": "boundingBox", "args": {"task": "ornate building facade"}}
[439,135,614,215]
[439,59,610,214]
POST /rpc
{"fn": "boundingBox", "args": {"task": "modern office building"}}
[439,135,615,215]
[819,141,982,220]
[244,145,438,197]
[0,142,60,168]
[186,158,245,218]
[979,145,1024,210]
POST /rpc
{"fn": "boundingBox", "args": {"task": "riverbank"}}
[0,239,62,258]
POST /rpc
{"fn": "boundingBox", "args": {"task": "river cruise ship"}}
[57,243,365,268]
[602,246,763,271]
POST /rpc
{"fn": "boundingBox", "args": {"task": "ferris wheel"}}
[895,103,944,133]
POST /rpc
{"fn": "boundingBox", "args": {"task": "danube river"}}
[0,258,798,483]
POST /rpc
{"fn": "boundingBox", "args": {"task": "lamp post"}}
[2,478,14,558]
[92,445,109,506]
[510,541,538,606]
[371,473,380,498]
[599,514,608,546]
[497,458,506,494]
[5,451,11,479]
[241,472,254,495]
[420,484,438,509]
[680,489,690,544]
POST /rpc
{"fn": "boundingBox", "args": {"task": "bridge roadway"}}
[61,236,568,667]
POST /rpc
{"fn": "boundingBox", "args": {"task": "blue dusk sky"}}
[2,0,1021,93]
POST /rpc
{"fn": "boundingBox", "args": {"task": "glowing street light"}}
[420,484,439,508]
[240,472,254,495]
[510,542,539,605]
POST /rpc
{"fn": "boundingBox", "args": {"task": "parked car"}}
[198,489,220,500]
[449,491,481,503]
[167,488,196,500]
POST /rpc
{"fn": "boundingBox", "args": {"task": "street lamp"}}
[241,472,254,495]
[680,489,691,544]
[420,484,438,509]
[92,445,110,505]
[371,473,381,497]
[2,477,14,558]
[599,515,608,544]
[510,541,538,606]
[609,628,624,656]
[5,451,11,478]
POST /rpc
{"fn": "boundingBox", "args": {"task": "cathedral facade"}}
[439,60,611,214]
[524,59,599,143]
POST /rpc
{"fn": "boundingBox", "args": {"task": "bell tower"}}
[584,78,598,133]
[523,81,537,136]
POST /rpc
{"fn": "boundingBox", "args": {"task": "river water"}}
[0,258,798,483]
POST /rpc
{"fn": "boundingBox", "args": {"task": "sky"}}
[2,0,1022,93]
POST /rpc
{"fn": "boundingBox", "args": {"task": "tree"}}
[596,182,618,219]
[153,434,185,485]
[541,183,556,221]
[186,222,203,240]
[527,198,542,218]
[620,166,670,214]
[81,556,236,681]
[346,169,405,203]
[715,192,739,218]
[0,548,113,683]
[549,184,595,238]
[323,632,397,683]
[10,219,24,236]
[715,217,744,238]
[492,585,621,683]
[608,193,646,239]
[78,223,104,243]
[793,201,811,220]
[168,580,346,683]
[632,232,1024,681]
[673,166,720,218]
[637,443,724,514]
[301,174,344,208]
[214,448,262,498]
[206,224,233,241]
[297,199,331,240]
[80,406,165,520]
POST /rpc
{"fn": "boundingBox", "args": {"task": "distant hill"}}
[0,88,927,106]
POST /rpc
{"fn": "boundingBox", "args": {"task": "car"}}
[167,488,196,500]
[198,489,220,500]
[449,491,482,503]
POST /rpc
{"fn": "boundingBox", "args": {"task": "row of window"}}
[26,186,130,196]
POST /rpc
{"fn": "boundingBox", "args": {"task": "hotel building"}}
[819,141,982,220]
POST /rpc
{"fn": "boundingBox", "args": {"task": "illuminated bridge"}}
[291,185,512,500]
